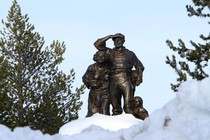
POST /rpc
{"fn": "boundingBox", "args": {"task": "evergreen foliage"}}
[0,0,85,134]
[166,0,210,92]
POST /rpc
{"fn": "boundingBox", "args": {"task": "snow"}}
[1,78,210,140]
[59,113,141,135]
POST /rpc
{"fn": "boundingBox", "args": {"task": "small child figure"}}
[132,96,149,120]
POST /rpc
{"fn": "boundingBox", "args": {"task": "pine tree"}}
[165,0,210,92]
[0,0,85,134]
[0,56,14,127]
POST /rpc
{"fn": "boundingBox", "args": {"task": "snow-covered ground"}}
[1,78,210,140]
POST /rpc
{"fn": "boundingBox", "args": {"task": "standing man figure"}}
[94,33,144,115]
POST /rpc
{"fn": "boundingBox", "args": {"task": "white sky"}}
[0,0,209,118]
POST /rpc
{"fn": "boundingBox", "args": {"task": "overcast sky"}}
[0,0,209,118]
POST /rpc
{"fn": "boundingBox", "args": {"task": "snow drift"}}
[1,78,210,140]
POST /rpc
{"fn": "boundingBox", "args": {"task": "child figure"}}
[82,50,110,117]
[132,96,149,120]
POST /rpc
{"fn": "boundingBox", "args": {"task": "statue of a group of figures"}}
[82,33,149,120]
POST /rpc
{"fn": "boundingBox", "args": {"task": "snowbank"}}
[1,78,210,140]
[59,113,141,135]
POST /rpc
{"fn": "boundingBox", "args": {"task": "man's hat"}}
[112,33,125,41]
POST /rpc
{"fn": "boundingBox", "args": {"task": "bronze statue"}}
[132,96,149,120]
[82,50,110,117]
[94,33,145,115]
